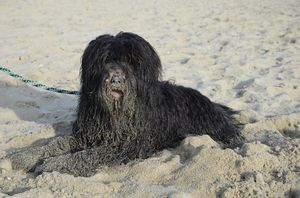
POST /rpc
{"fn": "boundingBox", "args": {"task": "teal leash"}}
[0,66,80,95]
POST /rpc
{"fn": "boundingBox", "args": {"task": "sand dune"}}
[0,0,299,197]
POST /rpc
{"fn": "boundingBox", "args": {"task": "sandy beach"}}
[0,0,299,197]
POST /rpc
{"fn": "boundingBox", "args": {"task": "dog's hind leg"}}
[6,135,78,171]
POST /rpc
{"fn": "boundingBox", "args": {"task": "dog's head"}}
[79,32,159,114]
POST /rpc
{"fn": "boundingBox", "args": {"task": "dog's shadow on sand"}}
[0,80,78,146]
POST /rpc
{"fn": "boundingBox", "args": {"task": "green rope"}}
[0,66,80,95]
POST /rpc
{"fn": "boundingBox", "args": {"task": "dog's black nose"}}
[110,75,124,86]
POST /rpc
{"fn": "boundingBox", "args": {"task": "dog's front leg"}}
[6,135,78,171]
[34,145,123,177]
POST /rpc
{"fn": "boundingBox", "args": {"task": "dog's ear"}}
[80,35,114,92]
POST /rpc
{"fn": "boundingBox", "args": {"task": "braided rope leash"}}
[0,66,80,95]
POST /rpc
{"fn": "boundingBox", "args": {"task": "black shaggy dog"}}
[8,32,243,177]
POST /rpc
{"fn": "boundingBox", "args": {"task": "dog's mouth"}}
[111,89,124,100]
[106,87,127,115]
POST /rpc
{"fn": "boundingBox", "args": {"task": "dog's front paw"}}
[7,149,41,171]
[34,157,58,174]
[34,155,70,175]
[34,154,95,177]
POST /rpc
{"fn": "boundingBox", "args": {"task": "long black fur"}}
[7,32,243,177]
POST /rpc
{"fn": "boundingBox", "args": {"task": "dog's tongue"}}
[111,91,123,99]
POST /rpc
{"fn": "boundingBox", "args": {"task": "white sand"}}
[0,0,299,197]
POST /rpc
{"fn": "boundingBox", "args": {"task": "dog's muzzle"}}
[110,73,125,100]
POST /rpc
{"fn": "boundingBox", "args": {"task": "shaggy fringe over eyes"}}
[80,32,162,91]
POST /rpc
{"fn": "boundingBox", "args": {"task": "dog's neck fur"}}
[73,93,137,149]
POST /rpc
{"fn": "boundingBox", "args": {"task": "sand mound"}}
[0,134,299,197]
